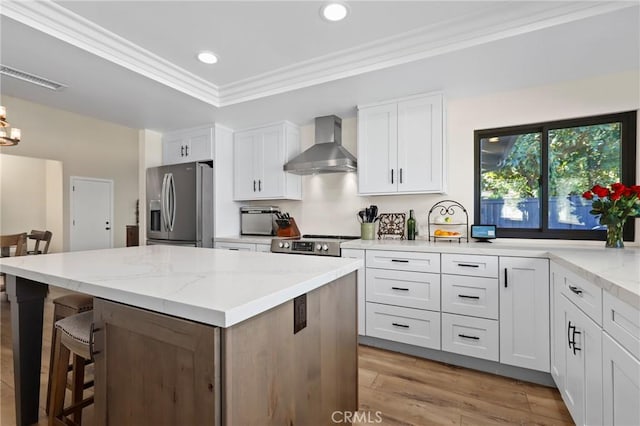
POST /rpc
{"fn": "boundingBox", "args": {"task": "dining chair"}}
[28,230,53,255]
[0,232,28,301]
[0,232,28,257]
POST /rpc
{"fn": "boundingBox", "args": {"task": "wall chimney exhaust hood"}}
[284,115,357,175]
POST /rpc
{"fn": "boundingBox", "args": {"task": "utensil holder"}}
[361,223,375,240]
[276,218,301,238]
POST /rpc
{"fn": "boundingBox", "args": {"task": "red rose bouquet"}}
[582,182,640,248]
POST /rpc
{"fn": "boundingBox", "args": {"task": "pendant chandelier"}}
[0,106,21,146]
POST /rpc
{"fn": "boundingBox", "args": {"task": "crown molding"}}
[218,1,636,106]
[1,0,220,106]
[2,1,635,108]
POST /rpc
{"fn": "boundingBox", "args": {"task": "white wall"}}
[138,129,163,244]
[0,95,139,250]
[249,71,640,245]
[0,154,64,253]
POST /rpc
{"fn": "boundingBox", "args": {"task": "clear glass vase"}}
[605,221,625,248]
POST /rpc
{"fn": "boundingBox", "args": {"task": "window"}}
[474,111,636,240]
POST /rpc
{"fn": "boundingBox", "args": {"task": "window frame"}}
[474,111,637,241]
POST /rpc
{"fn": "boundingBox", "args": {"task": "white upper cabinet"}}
[233,122,302,201]
[163,126,214,165]
[357,93,445,195]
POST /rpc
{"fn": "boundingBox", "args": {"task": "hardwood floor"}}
[0,294,573,425]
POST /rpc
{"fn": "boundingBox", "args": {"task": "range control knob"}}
[278,242,284,248]
[316,244,322,251]
[322,244,329,251]
[283,242,290,249]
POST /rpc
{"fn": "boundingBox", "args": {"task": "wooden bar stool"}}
[46,295,94,415]
[49,311,95,426]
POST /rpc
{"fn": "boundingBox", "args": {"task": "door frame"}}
[70,176,114,251]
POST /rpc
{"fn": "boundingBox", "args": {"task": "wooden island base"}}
[92,272,357,425]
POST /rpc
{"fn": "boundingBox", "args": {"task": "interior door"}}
[70,177,113,251]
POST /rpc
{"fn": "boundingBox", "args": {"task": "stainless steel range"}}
[271,234,359,257]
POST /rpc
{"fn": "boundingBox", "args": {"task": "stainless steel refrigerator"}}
[146,161,214,247]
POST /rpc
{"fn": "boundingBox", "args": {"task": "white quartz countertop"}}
[0,245,361,327]
[215,235,276,244]
[342,239,640,308]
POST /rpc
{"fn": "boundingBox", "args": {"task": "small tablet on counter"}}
[471,224,496,242]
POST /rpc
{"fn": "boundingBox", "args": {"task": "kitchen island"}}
[1,245,361,425]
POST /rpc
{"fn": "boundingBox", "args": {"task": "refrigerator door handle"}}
[161,173,169,231]
[169,173,177,232]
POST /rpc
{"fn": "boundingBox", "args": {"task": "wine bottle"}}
[407,209,416,240]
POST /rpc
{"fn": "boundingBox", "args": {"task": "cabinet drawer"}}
[441,313,499,362]
[441,254,498,278]
[366,302,440,350]
[214,242,255,251]
[366,250,440,273]
[366,269,440,311]
[603,292,640,360]
[553,263,602,325]
[441,275,499,319]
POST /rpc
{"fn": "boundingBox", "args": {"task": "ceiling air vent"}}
[0,65,67,91]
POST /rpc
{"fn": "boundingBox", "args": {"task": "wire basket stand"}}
[427,200,469,243]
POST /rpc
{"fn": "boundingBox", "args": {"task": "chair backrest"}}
[0,233,28,257]
[28,230,53,254]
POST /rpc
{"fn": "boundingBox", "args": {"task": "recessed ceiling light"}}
[197,51,218,65]
[321,2,349,22]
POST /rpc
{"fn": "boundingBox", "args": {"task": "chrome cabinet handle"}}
[399,168,403,183]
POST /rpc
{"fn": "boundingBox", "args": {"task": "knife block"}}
[277,218,300,238]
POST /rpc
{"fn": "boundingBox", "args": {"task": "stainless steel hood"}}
[284,115,357,175]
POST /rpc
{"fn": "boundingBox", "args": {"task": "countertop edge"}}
[2,257,363,328]
[341,240,640,309]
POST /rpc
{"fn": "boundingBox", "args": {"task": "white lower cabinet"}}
[214,241,271,252]
[556,293,603,426]
[441,313,499,361]
[255,243,271,253]
[603,333,640,425]
[366,269,440,311]
[342,249,366,336]
[214,242,255,251]
[366,302,440,349]
[441,274,499,320]
[499,257,550,372]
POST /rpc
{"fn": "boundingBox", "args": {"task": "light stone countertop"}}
[341,239,640,308]
[0,245,361,327]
